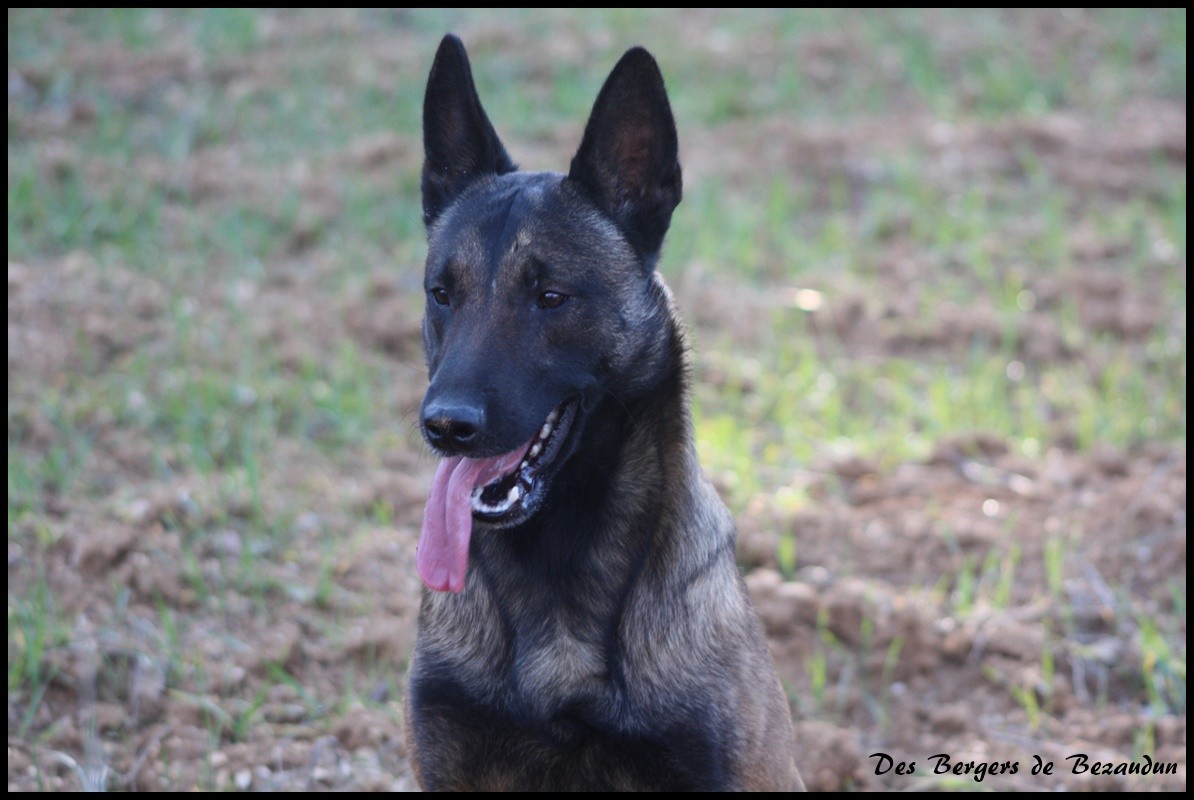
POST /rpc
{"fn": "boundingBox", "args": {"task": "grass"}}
[8,569,66,732]
[688,142,1186,505]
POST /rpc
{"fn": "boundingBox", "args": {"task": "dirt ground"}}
[8,10,1186,792]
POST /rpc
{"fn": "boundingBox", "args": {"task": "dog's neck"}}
[472,313,694,592]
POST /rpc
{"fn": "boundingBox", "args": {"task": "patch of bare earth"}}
[9,253,427,790]
[744,438,1184,790]
[686,86,1186,789]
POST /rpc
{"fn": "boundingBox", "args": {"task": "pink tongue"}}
[417,443,530,592]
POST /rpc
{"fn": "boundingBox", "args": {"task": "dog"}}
[405,34,804,791]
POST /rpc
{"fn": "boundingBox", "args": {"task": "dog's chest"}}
[513,621,608,709]
[428,582,618,700]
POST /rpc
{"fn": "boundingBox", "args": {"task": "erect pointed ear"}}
[568,47,682,263]
[421,34,517,228]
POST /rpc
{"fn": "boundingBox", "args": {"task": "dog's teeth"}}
[529,442,542,458]
[547,409,559,425]
[507,485,522,504]
[540,422,552,439]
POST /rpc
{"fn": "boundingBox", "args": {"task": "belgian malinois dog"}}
[406,34,803,791]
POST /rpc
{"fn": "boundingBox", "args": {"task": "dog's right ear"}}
[568,47,682,264]
[421,34,517,228]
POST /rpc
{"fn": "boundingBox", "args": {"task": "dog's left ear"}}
[568,47,682,264]
[422,34,517,228]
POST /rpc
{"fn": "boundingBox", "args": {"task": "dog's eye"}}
[431,288,451,307]
[537,291,569,309]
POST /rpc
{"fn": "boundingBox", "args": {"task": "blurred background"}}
[8,9,1185,791]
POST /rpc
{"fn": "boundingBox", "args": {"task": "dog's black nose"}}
[422,401,485,452]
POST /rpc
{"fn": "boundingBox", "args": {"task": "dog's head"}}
[415,35,682,592]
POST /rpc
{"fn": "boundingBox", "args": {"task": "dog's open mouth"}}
[418,398,578,593]
[470,399,576,519]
